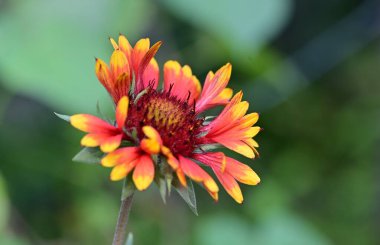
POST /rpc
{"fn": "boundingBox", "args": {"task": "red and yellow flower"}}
[67,34,261,203]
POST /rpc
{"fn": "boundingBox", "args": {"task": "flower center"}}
[126,89,203,156]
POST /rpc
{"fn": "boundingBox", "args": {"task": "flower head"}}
[65,35,261,204]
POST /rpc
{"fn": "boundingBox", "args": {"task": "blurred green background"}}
[0,0,379,244]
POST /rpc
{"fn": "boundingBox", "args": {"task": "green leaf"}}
[174,179,198,215]
[54,112,71,123]
[125,233,134,245]
[72,147,104,164]
[121,177,135,201]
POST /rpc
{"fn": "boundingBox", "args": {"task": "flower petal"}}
[115,96,129,129]
[113,73,131,103]
[142,58,159,90]
[101,147,140,167]
[212,138,256,159]
[163,60,201,102]
[110,160,137,181]
[161,146,179,170]
[140,126,163,154]
[100,134,123,153]
[109,37,119,50]
[210,99,249,134]
[196,63,232,113]
[135,41,162,93]
[70,114,116,133]
[133,155,155,191]
[178,156,219,194]
[212,87,233,103]
[80,133,109,147]
[203,91,260,159]
[244,138,259,148]
[193,152,226,172]
[218,91,243,118]
[163,60,181,89]
[239,113,259,129]
[225,157,260,185]
[211,126,260,140]
[132,38,150,74]
[206,190,219,202]
[142,126,162,141]
[110,50,129,79]
[118,34,133,58]
[176,167,187,186]
[95,58,113,93]
[214,169,243,204]
[244,127,261,138]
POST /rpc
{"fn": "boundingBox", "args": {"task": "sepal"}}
[155,157,174,204]
[121,176,135,201]
[195,143,223,152]
[54,112,70,122]
[173,177,198,215]
[72,147,104,164]
[157,178,167,204]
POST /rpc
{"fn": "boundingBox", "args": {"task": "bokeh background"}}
[0,0,379,244]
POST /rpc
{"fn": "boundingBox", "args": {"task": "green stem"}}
[112,193,134,245]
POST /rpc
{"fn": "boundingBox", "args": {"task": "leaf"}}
[54,112,71,123]
[174,179,198,215]
[72,147,104,164]
[125,233,134,245]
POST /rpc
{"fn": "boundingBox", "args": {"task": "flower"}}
[68,35,261,203]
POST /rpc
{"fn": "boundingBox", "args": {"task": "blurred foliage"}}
[0,0,379,244]
[0,0,154,113]
[159,0,292,55]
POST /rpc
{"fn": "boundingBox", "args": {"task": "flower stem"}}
[112,193,134,245]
